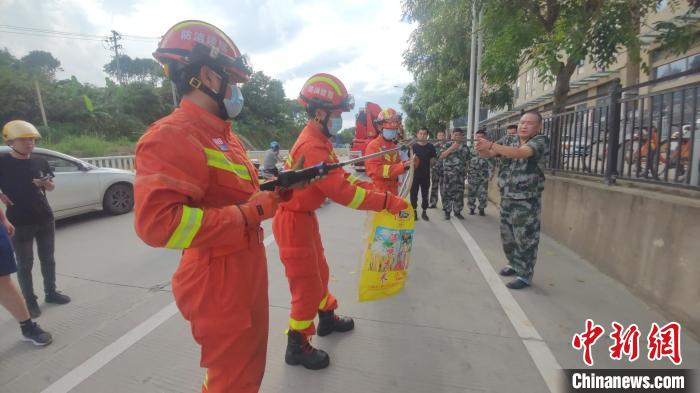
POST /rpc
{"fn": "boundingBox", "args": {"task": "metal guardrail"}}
[82,148,352,172]
[483,78,700,190]
[82,155,135,171]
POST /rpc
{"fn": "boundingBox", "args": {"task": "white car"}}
[0,147,135,219]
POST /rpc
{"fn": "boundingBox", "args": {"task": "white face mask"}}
[328,116,343,135]
[224,85,244,118]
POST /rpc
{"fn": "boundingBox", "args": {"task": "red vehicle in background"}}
[349,102,382,172]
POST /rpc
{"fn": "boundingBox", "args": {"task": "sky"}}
[0,0,416,128]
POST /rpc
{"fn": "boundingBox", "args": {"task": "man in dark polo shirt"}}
[0,120,70,318]
[410,127,437,221]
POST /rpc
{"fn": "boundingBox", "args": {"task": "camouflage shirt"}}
[501,134,519,147]
[495,134,549,199]
[441,141,471,173]
[468,146,493,181]
[433,142,447,170]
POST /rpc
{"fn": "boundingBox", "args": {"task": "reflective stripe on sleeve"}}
[165,206,204,249]
[382,165,391,178]
[346,187,367,209]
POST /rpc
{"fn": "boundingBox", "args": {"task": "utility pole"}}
[105,30,124,84]
[34,79,48,128]
[467,1,478,140]
[472,9,483,136]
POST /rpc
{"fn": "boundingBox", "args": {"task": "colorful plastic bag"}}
[357,205,415,302]
[357,146,416,302]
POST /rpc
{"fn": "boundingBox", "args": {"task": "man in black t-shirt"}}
[410,128,437,221]
[0,121,71,318]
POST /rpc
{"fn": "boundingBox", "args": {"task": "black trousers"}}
[410,175,431,211]
[11,220,57,301]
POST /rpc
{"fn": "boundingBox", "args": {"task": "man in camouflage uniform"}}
[467,129,493,216]
[428,130,447,208]
[439,128,470,220]
[476,112,549,290]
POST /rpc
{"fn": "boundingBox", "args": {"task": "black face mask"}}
[313,109,333,138]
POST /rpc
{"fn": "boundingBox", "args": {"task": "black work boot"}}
[317,310,354,336]
[285,330,330,370]
[479,208,485,216]
[421,210,429,221]
[469,208,475,215]
[444,211,451,220]
[454,212,465,220]
[414,210,419,221]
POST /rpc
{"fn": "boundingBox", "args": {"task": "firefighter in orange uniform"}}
[134,21,280,393]
[364,108,413,194]
[273,73,409,370]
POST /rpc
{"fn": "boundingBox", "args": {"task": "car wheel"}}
[103,183,134,215]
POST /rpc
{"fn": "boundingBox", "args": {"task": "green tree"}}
[399,80,449,133]
[104,55,164,85]
[236,71,307,148]
[402,0,472,128]
[21,50,62,80]
[336,127,355,145]
[0,49,38,125]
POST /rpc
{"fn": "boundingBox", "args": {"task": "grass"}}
[39,136,136,158]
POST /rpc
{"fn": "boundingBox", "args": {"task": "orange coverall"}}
[364,135,406,194]
[134,99,269,393]
[272,121,388,336]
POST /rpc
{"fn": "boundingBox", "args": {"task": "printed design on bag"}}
[367,227,414,272]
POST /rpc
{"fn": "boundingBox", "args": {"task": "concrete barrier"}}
[488,173,700,337]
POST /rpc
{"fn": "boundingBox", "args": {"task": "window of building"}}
[524,72,530,98]
[526,69,536,97]
[689,54,700,71]
[576,60,585,75]
[669,58,687,75]
[652,53,700,79]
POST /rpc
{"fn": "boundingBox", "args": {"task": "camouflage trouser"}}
[467,177,488,210]
[429,165,442,206]
[440,168,465,214]
[500,197,541,283]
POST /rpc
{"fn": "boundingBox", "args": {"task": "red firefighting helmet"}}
[153,20,252,83]
[298,73,355,112]
[375,107,402,130]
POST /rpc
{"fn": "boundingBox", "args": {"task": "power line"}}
[0,25,159,42]
[0,29,106,42]
[122,34,161,40]
[0,24,106,39]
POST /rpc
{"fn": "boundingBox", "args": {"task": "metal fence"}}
[82,155,135,171]
[82,148,351,173]
[482,75,700,190]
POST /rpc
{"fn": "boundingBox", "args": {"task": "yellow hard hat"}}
[2,120,41,141]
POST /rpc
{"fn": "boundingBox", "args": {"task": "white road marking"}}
[451,219,563,393]
[41,235,277,393]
